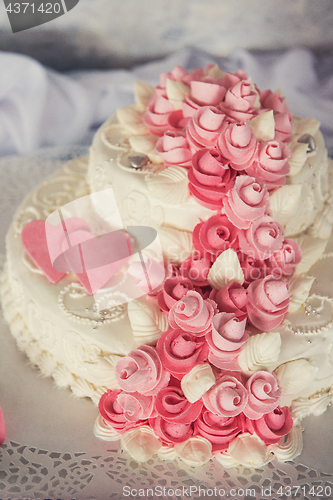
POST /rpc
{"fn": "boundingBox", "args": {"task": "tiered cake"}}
[2,63,333,467]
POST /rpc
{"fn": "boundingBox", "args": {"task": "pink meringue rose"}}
[158,275,194,312]
[217,121,258,171]
[186,106,226,151]
[188,149,236,209]
[223,175,269,229]
[168,290,216,336]
[115,345,170,396]
[143,96,185,136]
[220,80,257,121]
[246,141,290,190]
[149,416,193,445]
[239,254,268,286]
[244,371,282,420]
[195,409,246,453]
[246,275,290,331]
[98,390,145,434]
[238,215,284,260]
[156,328,209,379]
[267,239,302,278]
[179,254,212,287]
[193,214,238,259]
[155,386,203,423]
[247,406,293,444]
[117,391,156,421]
[188,80,226,107]
[206,313,249,369]
[157,65,204,93]
[274,111,292,143]
[202,374,248,417]
[260,89,290,115]
[219,71,248,91]
[210,282,248,319]
[156,131,192,168]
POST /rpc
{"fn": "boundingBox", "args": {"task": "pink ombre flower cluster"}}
[96,65,302,461]
[98,339,292,452]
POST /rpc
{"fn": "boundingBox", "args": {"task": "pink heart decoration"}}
[22,219,132,295]
[21,220,67,284]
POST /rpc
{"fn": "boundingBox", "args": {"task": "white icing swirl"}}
[291,387,333,419]
[269,421,303,462]
[249,110,275,142]
[237,331,281,375]
[288,275,315,313]
[122,425,162,462]
[94,415,121,441]
[127,296,169,345]
[147,166,190,205]
[181,363,215,403]
[228,433,271,467]
[274,358,318,396]
[294,235,327,274]
[116,105,149,135]
[157,444,177,461]
[207,249,244,290]
[134,81,155,111]
[174,436,212,467]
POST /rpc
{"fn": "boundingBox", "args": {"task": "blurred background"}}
[1,0,333,70]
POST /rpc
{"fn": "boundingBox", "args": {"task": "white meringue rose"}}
[274,358,318,395]
[208,248,244,290]
[181,363,215,403]
[228,433,271,467]
[174,436,212,466]
[237,331,281,375]
[122,425,162,462]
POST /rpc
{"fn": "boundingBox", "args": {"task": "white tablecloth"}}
[1,47,333,158]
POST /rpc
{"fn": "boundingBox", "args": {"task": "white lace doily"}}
[0,148,332,500]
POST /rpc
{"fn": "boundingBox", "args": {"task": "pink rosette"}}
[217,121,258,171]
[246,275,290,331]
[117,391,156,422]
[267,239,302,278]
[246,141,290,190]
[179,254,212,287]
[156,131,192,168]
[158,275,194,312]
[244,371,282,420]
[115,345,170,396]
[206,313,249,369]
[149,416,193,445]
[188,149,236,209]
[156,328,209,379]
[98,390,145,434]
[186,106,226,151]
[274,111,292,143]
[260,89,289,115]
[168,290,216,336]
[223,175,269,229]
[155,386,203,423]
[202,374,248,417]
[210,282,248,319]
[157,65,204,94]
[247,406,293,445]
[181,81,226,117]
[195,409,246,453]
[220,80,257,121]
[239,254,268,286]
[143,96,185,136]
[238,215,284,260]
[193,214,238,259]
